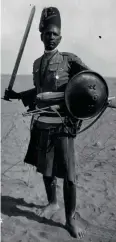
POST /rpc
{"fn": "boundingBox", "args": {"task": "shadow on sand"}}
[1,195,64,229]
[1,195,116,242]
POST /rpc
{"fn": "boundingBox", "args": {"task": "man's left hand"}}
[108,98,116,108]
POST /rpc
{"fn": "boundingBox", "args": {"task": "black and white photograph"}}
[1,0,116,241]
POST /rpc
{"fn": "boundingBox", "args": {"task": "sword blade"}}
[7,6,36,91]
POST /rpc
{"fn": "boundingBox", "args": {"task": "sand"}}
[1,75,116,242]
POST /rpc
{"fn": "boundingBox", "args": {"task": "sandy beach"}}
[1,75,116,242]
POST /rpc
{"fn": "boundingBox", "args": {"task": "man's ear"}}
[58,35,62,44]
[60,35,62,42]
[40,33,43,41]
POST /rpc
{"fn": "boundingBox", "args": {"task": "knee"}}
[43,175,57,185]
[64,178,75,187]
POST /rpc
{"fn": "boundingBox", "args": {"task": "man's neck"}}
[44,48,58,54]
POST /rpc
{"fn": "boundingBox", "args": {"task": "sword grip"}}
[3,88,21,101]
[3,89,12,101]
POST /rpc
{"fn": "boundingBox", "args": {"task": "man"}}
[5,7,89,239]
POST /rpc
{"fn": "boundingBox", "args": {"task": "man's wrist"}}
[17,92,22,100]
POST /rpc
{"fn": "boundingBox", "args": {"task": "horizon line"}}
[1,73,116,79]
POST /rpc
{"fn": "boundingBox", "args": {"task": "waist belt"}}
[33,115,64,129]
[32,115,82,138]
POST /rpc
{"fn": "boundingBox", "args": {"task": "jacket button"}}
[56,75,59,79]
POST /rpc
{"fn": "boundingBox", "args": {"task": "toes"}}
[36,208,44,216]
[78,232,83,239]
[35,209,40,215]
[66,223,86,239]
[78,230,86,239]
[40,209,48,217]
[39,211,44,217]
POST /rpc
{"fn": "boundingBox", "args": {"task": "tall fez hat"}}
[39,7,61,32]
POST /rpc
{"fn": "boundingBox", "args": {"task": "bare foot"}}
[65,218,86,239]
[37,203,60,219]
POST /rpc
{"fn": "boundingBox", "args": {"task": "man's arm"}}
[68,53,90,77]
[5,87,37,109]
[20,87,37,110]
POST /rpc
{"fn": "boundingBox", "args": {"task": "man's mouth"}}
[49,42,55,45]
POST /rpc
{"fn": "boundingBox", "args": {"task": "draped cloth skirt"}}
[24,116,77,183]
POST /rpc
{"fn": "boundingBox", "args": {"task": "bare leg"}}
[37,176,59,218]
[63,178,86,239]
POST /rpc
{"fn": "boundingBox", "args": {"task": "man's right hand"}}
[4,89,21,100]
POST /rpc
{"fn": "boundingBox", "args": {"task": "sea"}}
[1,74,116,99]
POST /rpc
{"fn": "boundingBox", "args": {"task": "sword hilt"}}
[2,89,12,102]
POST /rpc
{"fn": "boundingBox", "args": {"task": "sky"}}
[1,0,116,76]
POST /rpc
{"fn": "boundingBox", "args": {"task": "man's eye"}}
[46,32,58,36]
[54,33,58,36]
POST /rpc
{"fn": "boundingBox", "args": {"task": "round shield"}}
[65,71,109,119]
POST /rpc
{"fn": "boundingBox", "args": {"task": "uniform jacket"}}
[21,50,89,109]
[33,50,89,94]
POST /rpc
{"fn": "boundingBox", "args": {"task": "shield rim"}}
[64,70,109,120]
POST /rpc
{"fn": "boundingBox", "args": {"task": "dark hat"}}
[39,7,61,32]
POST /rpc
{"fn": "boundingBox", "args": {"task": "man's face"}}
[41,24,62,51]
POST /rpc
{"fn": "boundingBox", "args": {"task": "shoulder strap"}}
[61,51,75,57]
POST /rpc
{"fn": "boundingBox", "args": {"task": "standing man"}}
[6,7,89,239]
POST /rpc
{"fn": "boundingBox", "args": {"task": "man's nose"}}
[50,33,55,39]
